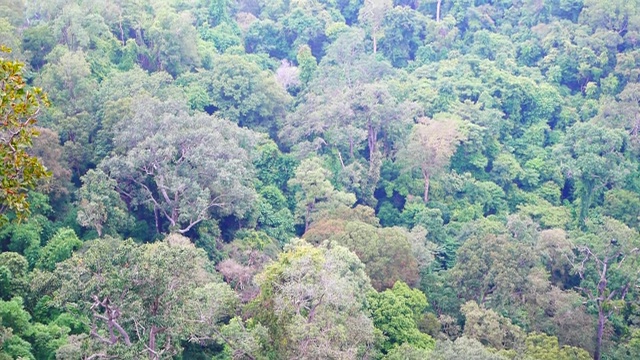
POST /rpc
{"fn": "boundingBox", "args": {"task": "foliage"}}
[252,239,377,358]
[368,281,435,353]
[48,235,239,358]
[4,0,640,358]
[101,96,259,234]
[307,217,420,291]
[0,47,50,223]
[76,169,131,237]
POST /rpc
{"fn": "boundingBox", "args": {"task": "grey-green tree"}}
[101,96,258,234]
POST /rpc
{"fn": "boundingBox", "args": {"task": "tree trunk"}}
[305,204,311,233]
[373,34,377,54]
[154,206,160,233]
[423,173,430,203]
[595,308,605,360]
[118,9,125,46]
[368,123,377,167]
[149,325,157,360]
[436,0,442,22]
[349,136,354,159]
[148,325,166,360]
[579,181,594,229]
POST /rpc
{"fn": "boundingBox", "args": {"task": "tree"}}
[0,252,28,300]
[0,47,50,223]
[287,157,356,232]
[430,336,508,360]
[358,0,392,54]
[460,301,525,351]
[560,122,630,226]
[252,239,377,359]
[397,116,467,203]
[49,235,239,359]
[144,9,200,76]
[383,342,432,359]
[35,228,82,271]
[579,0,640,33]
[450,229,537,308]
[570,218,640,360]
[101,96,258,234]
[367,281,435,353]
[30,128,71,199]
[306,218,420,291]
[524,332,591,360]
[296,45,317,85]
[218,230,280,302]
[379,6,426,67]
[36,48,98,178]
[603,189,640,229]
[282,36,416,204]
[0,297,35,359]
[207,54,289,130]
[76,169,131,237]
[614,83,640,146]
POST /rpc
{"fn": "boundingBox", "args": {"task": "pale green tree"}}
[358,0,392,54]
[253,239,378,359]
[35,228,82,271]
[288,157,356,232]
[560,121,630,226]
[397,116,467,203]
[431,336,508,360]
[76,169,131,237]
[306,218,420,291]
[0,252,29,300]
[207,54,290,130]
[145,9,200,76]
[461,301,525,351]
[523,332,591,360]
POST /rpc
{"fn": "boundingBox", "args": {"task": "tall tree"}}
[560,121,630,226]
[379,6,426,67]
[305,217,421,291]
[358,0,392,54]
[144,9,200,76]
[614,83,640,146]
[282,33,416,204]
[460,300,525,351]
[368,281,435,353]
[570,218,640,360]
[76,169,131,237]
[101,96,258,234]
[252,240,377,358]
[287,157,356,232]
[206,54,290,131]
[48,235,239,359]
[397,116,466,203]
[30,127,72,199]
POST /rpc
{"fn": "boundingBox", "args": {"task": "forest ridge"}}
[1,0,640,359]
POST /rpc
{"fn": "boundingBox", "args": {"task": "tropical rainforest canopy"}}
[1,0,640,359]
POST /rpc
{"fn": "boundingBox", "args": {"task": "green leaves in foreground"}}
[0,46,50,224]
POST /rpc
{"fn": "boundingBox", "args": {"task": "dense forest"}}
[1,0,640,359]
